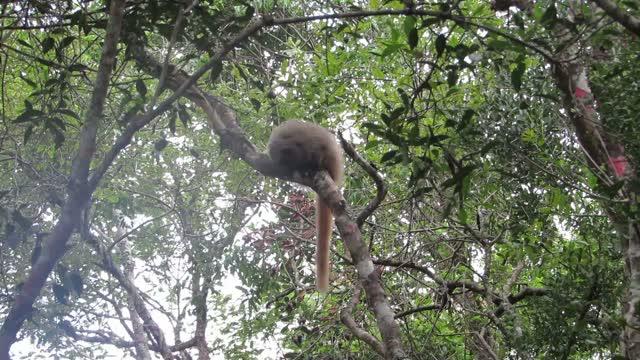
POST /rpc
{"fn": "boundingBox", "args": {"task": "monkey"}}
[268,120,344,292]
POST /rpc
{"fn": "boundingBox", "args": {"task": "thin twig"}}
[339,134,387,228]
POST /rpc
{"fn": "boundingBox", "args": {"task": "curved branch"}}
[340,284,385,356]
[338,133,388,228]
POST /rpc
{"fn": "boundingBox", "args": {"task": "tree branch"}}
[339,134,387,228]
[86,232,173,359]
[374,258,548,309]
[591,0,640,36]
[340,283,385,356]
[394,305,441,319]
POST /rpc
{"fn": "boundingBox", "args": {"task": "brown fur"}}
[268,120,343,292]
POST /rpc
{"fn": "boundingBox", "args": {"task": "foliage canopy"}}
[0,0,639,359]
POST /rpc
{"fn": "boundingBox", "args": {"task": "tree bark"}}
[591,0,640,36]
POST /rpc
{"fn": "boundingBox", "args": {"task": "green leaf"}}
[447,69,458,87]
[435,34,446,58]
[240,5,255,21]
[404,17,419,50]
[407,28,419,49]
[58,36,76,50]
[135,79,147,98]
[381,43,404,58]
[44,78,59,88]
[15,105,44,122]
[19,75,37,88]
[23,125,34,144]
[168,111,176,134]
[42,37,55,53]
[381,113,391,126]
[521,128,537,143]
[403,16,416,36]
[511,61,526,92]
[540,3,558,28]
[250,98,261,111]
[16,39,33,49]
[388,107,405,121]
[381,150,398,163]
[34,57,57,67]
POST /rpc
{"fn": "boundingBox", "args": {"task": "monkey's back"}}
[268,120,343,183]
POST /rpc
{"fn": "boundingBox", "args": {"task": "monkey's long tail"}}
[316,199,332,292]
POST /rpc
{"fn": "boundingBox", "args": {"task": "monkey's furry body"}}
[268,120,344,292]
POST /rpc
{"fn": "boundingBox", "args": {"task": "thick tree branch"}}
[172,175,211,360]
[58,317,198,353]
[88,17,272,191]
[60,326,139,349]
[591,0,640,36]
[0,1,126,356]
